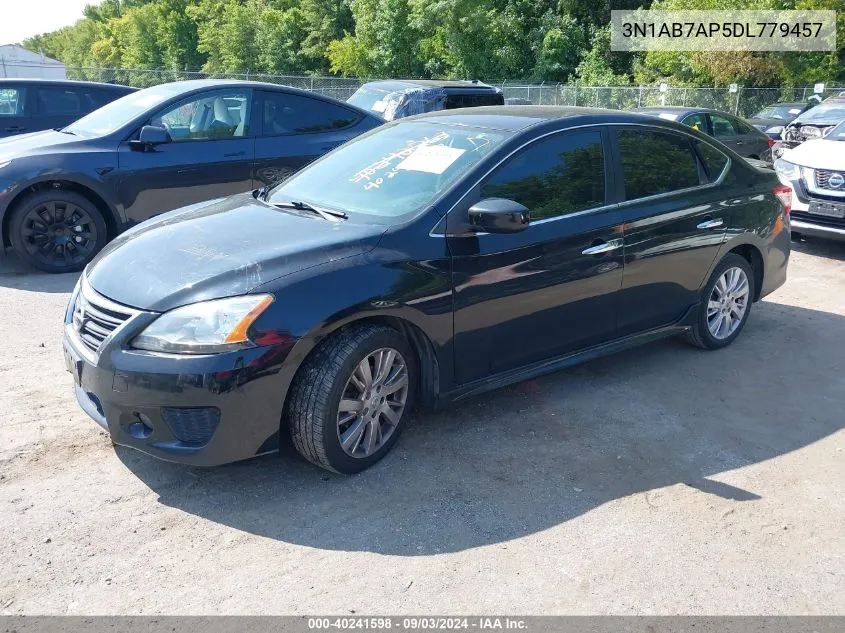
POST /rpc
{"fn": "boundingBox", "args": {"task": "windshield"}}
[347,84,411,115]
[269,121,507,221]
[796,102,845,124]
[65,83,186,137]
[828,120,845,140]
[754,105,803,120]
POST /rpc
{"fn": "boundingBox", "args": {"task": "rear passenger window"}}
[694,140,729,181]
[36,88,82,116]
[263,92,359,136]
[616,129,701,200]
[0,87,25,116]
[481,130,605,221]
[681,113,706,132]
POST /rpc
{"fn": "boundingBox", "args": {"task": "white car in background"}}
[775,119,845,242]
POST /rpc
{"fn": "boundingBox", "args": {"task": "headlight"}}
[774,158,799,180]
[802,127,822,138]
[765,126,784,135]
[132,295,273,354]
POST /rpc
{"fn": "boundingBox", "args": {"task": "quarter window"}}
[481,131,606,221]
[153,90,251,141]
[681,113,707,132]
[616,129,701,200]
[694,140,729,182]
[262,91,359,136]
[0,87,25,116]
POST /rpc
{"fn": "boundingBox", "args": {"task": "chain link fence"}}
[66,66,845,118]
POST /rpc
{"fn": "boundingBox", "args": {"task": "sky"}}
[1,0,91,47]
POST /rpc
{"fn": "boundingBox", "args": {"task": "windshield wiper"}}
[272,200,347,221]
[55,128,76,135]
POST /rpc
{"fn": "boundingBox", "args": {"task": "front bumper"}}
[791,219,845,242]
[63,318,297,467]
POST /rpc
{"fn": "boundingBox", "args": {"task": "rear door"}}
[253,90,369,188]
[611,126,728,336]
[0,84,29,137]
[449,127,624,384]
[117,87,256,225]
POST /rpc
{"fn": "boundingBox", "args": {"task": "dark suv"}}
[0,79,135,138]
[347,79,504,121]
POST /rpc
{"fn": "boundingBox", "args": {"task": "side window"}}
[0,87,25,116]
[36,88,82,116]
[481,130,605,221]
[710,113,740,138]
[682,113,707,132]
[262,91,359,136]
[694,140,729,182]
[154,89,251,141]
[732,117,755,135]
[616,129,701,200]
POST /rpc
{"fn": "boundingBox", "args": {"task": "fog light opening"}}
[127,414,154,439]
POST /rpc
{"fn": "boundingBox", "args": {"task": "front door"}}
[117,88,256,225]
[449,127,624,385]
[611,127,728,336]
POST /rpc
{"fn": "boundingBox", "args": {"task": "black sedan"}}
[0,80,381,272]
[633,106,774,161]
[63,107,790,474]
[0,78,135,139]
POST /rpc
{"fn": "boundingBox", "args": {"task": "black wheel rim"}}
[20,200,98,268]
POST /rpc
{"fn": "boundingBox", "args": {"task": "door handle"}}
[582,238,622,255]
[697,218,724,229]
[224,150,246,158]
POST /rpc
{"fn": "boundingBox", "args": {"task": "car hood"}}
[782,138,845,170]
[0,129,87,162]
[86,193,386,312]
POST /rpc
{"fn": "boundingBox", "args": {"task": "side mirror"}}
[468,198,530,234]
[131,125,171,150]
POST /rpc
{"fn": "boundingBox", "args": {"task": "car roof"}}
[359,79,500,92]
[763,102,807,108]
[0,78,136,91]
[406,105,689,132]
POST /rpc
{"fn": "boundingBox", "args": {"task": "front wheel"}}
[9,190,108,273]
[287,324,416,474]
[684,254,755,350]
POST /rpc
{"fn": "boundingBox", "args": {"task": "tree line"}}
[22,0,844,87]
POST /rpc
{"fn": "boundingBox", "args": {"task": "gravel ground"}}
[0,239,843,615]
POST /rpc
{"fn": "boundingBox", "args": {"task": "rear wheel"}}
[287,324,416,474]
[9,190,107,273]
[684,254,755,350]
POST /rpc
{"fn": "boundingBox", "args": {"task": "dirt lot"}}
[0,239,843,615]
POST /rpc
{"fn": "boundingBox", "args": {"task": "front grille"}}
[161,407,221,446]
[815,169,845,192]
[72,284,135,354]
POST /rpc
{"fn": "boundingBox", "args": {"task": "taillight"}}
[767,137,775,148]
[773,185,792,214]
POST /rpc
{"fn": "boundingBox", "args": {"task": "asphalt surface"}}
[0,239,843,614]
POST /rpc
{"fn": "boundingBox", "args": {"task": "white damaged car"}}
[775,119,845,242]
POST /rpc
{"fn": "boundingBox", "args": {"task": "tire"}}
[287,324,417,474]
[684,253,755,350]
[9,190,108,273]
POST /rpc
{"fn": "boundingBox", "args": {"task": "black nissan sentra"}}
[63,106,791,474]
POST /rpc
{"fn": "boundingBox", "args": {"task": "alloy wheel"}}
[336,347,409,458]
[707,266,750,340]
[20,200,99,268]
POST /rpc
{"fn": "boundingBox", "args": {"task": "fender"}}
[0,170,124,247]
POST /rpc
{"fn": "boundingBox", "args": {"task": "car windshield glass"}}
[755,105,802,119]
[828,119,845,140]
[65,84,185,137]
[269,121,508,221]
[797,102,845,124]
